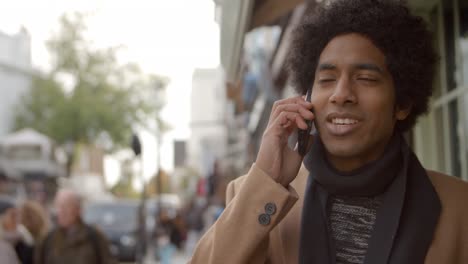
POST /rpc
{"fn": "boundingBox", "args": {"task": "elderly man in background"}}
[36,189,116,264]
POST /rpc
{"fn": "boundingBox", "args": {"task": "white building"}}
[188,68,227,178]
[0,29,33,137]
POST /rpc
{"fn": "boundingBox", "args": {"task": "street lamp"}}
[64,141,75,177]
[131,134,142,157]
[131,133,146,264]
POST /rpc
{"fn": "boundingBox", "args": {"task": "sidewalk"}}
[143,249,191,264]
[172,251,191,264]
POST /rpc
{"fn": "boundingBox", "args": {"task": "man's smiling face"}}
[311,33,410,172]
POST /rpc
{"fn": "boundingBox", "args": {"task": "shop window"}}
[464,91,468,178]
[458,0,468,86]
[435,108,447,172]
[449,100,462,176]
[444,0,457,90]
[430,5,443,98]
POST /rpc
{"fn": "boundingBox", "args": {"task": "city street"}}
[121,249,191,264]
[5,1,468,264]
[145,251,191,264]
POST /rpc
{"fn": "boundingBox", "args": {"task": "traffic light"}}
[131,133,141,156]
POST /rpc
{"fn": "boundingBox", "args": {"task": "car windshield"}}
[84,202,138,231]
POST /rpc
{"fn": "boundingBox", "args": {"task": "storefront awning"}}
[220,0,254,83]
[220,0,304,83]
[250,0,304,30]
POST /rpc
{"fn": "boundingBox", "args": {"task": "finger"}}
[274,96,313,110]
[270,102,314,126]
[269,96,313,123]
[271,111,308,132]
[272,104,314,122]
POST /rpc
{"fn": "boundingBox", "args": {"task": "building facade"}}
[0,29,33,136]
[188,68,228,178]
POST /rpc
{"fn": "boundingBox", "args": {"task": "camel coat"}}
[189,164,468,264]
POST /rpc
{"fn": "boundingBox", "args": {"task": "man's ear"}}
[395,103,412,121]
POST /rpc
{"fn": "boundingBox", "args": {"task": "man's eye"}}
[319,79,335,83]
[357,77,377,82]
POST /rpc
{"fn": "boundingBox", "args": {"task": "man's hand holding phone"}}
[255,96,315,187]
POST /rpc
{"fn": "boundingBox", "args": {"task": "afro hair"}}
[287,0,438,132]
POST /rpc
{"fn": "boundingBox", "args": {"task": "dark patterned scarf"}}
[299,133,441,264]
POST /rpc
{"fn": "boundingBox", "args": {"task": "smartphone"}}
[298,89,314,156]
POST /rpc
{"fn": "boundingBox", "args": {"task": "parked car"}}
[83,200,139,262]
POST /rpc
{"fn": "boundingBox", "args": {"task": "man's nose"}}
[329,76,357,105]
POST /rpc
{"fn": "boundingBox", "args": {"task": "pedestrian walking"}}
[35,189,117,264]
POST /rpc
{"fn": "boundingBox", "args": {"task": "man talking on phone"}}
[189,0,468,263]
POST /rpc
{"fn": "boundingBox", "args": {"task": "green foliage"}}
[15,13,169,151]
[110,178,140,199]
[146,169,172,196]
[110,159,140,198]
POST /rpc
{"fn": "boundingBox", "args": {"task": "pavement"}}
[121,250,190,264]
[168,251,191,264]
[144,248,191,264]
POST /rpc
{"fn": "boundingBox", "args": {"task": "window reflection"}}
[449,100,462,177]
[459,0,468,178]
[435,108,447,172]
[459,0,468,85]
[444,0,457,90]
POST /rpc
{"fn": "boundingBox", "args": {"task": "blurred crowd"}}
[0,190,115,264]
[0,198,47,264]
[152,196,224,264]
[0,187,224,264]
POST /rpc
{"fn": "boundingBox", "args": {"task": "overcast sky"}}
[0,0,220,185]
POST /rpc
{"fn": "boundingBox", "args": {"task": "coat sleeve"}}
[94,227,118,264]
[188,164,299,264]
[34,230,52,264]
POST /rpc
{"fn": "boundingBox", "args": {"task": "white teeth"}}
[332,118,358,125]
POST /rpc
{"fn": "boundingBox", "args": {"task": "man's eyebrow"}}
[317,63,336,71]
[317,63,384,73]
[353,63,383,73]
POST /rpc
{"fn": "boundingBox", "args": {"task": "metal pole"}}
[156,127,162,221]
[131,133,146,263]
[137,155,146,264]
